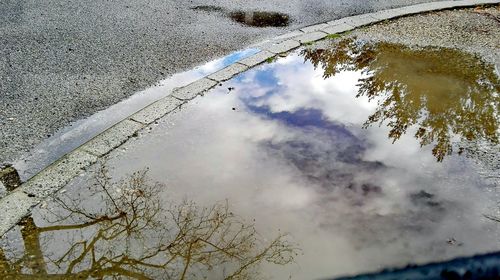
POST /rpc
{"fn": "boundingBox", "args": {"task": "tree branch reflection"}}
[0,166,298,279]
[302,39,500,161]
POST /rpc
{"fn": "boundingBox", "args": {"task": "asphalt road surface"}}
[1,0,443,163]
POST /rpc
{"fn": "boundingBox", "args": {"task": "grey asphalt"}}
[0,0,442,163]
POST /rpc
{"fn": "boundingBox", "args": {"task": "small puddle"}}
[0,164,21,196]
[190,6,290,28]
[230,11,290,27]
[1,39,499,279]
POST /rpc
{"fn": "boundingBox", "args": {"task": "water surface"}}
[230,11,290,27]
[1,41,499,279]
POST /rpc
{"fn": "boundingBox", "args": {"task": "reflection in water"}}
[3,41,499,279]
[302,39,500,161]
[0,166,297,279]
[86,47,500,278]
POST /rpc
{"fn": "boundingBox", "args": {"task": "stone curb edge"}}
[1,0,499,237]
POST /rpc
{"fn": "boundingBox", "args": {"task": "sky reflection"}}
[101,49,499,278]
[2,45,499,279]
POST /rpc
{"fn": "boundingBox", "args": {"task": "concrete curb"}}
[1,0,499,237]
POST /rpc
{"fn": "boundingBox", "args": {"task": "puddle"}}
[1,40,499,279]
[190,6,290,28]
[230,11,290,27]
[0,164,21,195]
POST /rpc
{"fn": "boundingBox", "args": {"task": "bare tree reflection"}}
[302,39,500,161]
[0,166,298,279]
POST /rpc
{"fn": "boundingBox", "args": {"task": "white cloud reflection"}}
[102,53,500,279]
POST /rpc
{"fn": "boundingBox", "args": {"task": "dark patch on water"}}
[229,11,290,27]
[246,105,358,140]
[264,137,385,191]
[347,182,382,197]
[410,190,444,209]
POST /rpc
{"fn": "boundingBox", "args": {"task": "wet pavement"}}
[0,48,259,199]
[1,39,499,279]
[11,49,259,182]
[0,0,450,164]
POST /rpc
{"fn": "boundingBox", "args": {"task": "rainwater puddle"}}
[190,6,290,28]
[1,40,499,279]
[230,11,290,27]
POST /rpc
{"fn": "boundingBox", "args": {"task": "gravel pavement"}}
[351,5,500,66]
[1,0,444,163]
